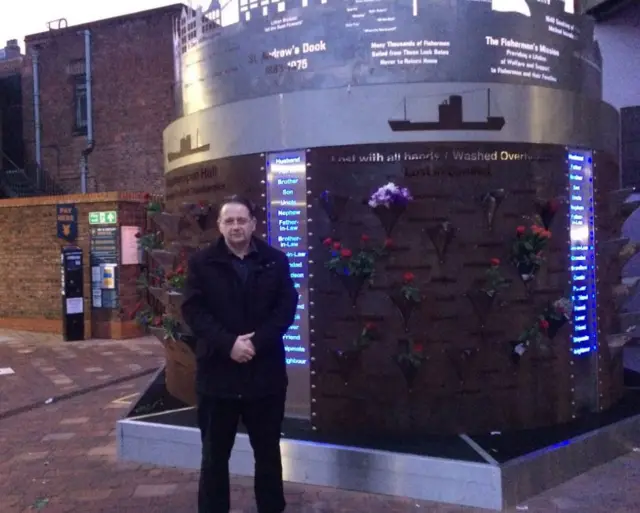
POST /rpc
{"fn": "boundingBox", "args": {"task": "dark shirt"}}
[228,241,258,284]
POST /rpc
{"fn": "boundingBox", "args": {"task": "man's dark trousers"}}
[197,391,286,513]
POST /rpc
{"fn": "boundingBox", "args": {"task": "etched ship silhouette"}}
[167,132,211,163]
[388,90,505,132]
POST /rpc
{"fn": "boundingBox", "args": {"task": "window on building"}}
[73,76,88,135]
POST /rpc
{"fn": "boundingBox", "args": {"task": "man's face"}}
[218,202,256,246]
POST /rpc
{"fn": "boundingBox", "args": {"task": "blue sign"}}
[56,204,78,242]
[567,149,597,356]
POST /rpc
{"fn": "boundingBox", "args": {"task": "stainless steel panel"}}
[164,83,619,173]
[117,417,502,510]
[117,411,640,511]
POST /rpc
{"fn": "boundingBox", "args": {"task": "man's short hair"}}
[218,195,257,218]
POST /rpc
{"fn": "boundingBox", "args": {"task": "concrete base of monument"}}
[116,369,640,511]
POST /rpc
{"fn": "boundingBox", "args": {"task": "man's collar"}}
[207,236,269,263]
[225,239,257,259]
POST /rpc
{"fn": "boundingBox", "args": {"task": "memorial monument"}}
[117,1,640,510]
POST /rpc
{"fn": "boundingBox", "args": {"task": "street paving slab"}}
[0,330,163,416]
[1,330,640,512]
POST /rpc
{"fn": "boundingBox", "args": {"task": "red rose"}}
[340,249,352,258]
[365,322,376,331]
[152,316,162,326]
[516,226,525,236]
[323,237,332,246]
[403,272,415,283]
[539,319,550,330]
[384,238,393,248]
[531,224,542,234]
[361,234,370,242]
[175,266,184,274]
[134,232,141,239]
[540,230,552,239]
[413,343,424,353]
[333,241,342,250]
[490,258,500,266]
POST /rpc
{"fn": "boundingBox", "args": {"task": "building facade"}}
[589,0,639,187]
[20,4,183,195]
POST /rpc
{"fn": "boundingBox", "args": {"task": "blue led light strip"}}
[567,149,597,356]
[265,151,310,366]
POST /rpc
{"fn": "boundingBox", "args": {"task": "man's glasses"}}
[220,217,251,227]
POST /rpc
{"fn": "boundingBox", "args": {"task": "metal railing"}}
[0,150,65,198]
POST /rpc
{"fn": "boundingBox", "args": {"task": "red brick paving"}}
[0,330,163,414]
[1,331,640,512]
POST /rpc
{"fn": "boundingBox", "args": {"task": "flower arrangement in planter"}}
[368,182,412,236]
[136,230,163,252]
[394,339,426,389]
[468,258,509,328]
[147,313,180,342]
[132,303,154,329]
[510,297,572,363]
[162,314,180,341]
[331,322,379,384]
[166,265,187,291]
[510,224,551,283]
[535,197,560,230]
[389,272,422,332]
[323,234,383,305]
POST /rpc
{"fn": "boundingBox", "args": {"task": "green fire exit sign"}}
[88,211,118,225]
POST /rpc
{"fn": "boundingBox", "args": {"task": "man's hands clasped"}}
[230,332,256,363]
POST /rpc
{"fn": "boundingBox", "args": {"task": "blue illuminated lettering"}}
[568,149,597,356]
[266,151,310,367]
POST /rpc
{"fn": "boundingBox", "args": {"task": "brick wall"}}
[21,5,182,194]
[0,192,147,339]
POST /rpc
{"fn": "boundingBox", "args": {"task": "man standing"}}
[181,196,298,513]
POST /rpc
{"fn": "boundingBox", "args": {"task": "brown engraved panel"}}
[307,142,577,436]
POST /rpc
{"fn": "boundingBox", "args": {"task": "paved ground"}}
[1,330,640,512]
[0,330,163,415]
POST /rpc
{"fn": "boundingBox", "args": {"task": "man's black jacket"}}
[181,236,299,398]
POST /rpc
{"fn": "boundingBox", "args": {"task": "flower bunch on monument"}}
[353,322,379,350]
[323,235,380,279]
[399,271,421,303]
[368,182,412,209]
[395,339,426,370]
[510,224,551,281]
[482,258,509,297]
[549,297,572,322]
[512,297,571,359]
